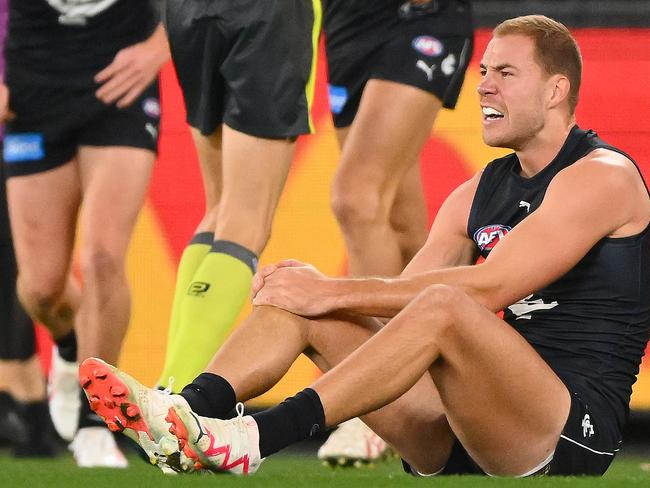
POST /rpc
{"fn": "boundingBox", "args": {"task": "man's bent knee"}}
[17,274,68,324]
[331,184,387,231]
[413,284,469,318]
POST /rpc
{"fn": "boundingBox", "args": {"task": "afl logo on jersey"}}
[412,36,444,57]
[474,225,511,252]
[143,98,161,119]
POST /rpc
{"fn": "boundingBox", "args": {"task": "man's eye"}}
[501,71,512,77]
[480,69,487,76]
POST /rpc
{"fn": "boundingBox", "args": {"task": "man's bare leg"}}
[390,162,429,268]
[329,80,434,464]
[75,146,154,364]
[310,285,571,475]
[7,162,81,341]
[331,80,440,276]
[160,124,295,388]
[6,163,83,449]
[199,306,455,473]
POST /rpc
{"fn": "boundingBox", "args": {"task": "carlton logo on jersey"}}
[473,224,511,252]
[46,0,120,25]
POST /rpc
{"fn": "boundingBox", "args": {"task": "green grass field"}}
[1,450,649,488]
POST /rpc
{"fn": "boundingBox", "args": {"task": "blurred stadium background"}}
[30,1,650,416]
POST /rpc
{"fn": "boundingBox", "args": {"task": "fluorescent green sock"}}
[157,232,213,388]
[162,240,258,391]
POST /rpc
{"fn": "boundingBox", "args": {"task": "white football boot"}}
[48,347,80,442]
[318,418,390,467]
[167,402,263,475]
[70,426,128,468]
[78,357,195,473]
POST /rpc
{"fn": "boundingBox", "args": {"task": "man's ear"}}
[547,75,570,110]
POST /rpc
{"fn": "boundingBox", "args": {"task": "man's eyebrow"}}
[479,63,518,71]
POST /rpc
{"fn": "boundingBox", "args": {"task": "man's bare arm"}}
[252,172,481,316]
[322,150,649,316]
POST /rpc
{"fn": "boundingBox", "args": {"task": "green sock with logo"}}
[157,232,213,388]
[158,240,257,391]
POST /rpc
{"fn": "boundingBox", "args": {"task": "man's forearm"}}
[325,264,504,318]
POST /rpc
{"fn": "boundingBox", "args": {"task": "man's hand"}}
[0,83,15,122]
[95,24,170,108]
[252,260,337,316]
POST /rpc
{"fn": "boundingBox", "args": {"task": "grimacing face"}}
[477,34,551,151]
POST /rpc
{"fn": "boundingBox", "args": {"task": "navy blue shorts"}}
[402,388,620,477]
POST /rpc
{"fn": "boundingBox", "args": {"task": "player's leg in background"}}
[74,145,153,364]
[70,145,153,467]
[390,162,429,268]
[322,80,440,464]
[159,0,318,390]
[0,167,61,457]
[7,162,82,446]
[157,127,222,388]
[161,125,295,389]
[7,162,81,343]
[331,79,441,276]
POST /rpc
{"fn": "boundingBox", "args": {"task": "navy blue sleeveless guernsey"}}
[467,126,650,431]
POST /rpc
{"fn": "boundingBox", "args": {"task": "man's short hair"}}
[494,15,582,114]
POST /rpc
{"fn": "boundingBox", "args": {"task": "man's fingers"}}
[96,71,140,104]
[251,273,265,297]
[116,82,146,108]
[276,259,305,268]
[260,264,278,278]
[94,59,124,83]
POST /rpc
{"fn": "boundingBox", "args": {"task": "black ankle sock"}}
[55,331,77,362]
[14,399,62,456]
[252,388,326,458]
[77,388,104,429]
[179,373,236,418]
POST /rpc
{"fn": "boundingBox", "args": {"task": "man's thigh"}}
[6,163,80,285]
[340,80,441,181]
[423,286,571,476]
[77,146,153,259]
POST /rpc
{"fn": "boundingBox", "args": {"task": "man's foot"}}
[48,347,80,442]
[78,357,194,473]
[166,403,263,475]
[70,426,128,468]
[318,418,390,467]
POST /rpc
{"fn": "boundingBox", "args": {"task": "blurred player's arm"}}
[94,21,170,108]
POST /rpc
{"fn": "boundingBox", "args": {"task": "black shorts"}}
[402,386,621,477]
[165,0,321,138]
[3,79,160,178]
[325,0,473,127]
